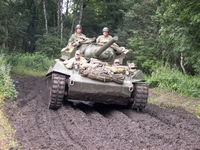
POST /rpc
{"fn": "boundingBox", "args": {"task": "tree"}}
[43,0,48,34]
[115,0,158,74]
[155,0,200,75]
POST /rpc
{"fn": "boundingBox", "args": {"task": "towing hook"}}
[69,79,74,85]
[129,85,133,92]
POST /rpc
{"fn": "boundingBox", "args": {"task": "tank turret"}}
[78,36,118,64]
[61,36,119,64]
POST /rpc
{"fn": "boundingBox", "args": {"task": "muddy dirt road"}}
[4,77,200,150]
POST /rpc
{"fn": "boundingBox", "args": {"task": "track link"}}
[47,73,66,110]
[131,83,148,111]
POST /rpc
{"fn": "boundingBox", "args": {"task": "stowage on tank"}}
[45,36,148,111]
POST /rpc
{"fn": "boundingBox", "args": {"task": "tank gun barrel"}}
[95,36,118,57]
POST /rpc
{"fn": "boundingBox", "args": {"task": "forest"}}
[0,0,200,98]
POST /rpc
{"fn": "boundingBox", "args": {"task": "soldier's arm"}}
[68,34,75,43]
[96,36,101,43]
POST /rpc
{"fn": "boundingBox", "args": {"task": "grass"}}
[11,66,48,77]
[146,64,200,118]
[6,52,53,77]
[0,95,20,149]
[0,53,20,149]
[146,64,200,99]
[148,88,200,118]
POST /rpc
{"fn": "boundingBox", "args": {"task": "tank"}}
[45,36,148,111]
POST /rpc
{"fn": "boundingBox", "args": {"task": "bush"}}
[0,53,18,99]
[146,64,200,98]
[6,52,54,76]
[35,33,66,58]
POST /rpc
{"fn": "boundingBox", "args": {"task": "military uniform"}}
[68,33,86,43]
[96,35,128,55]
[96,35,113,44]
[64,56,87,69]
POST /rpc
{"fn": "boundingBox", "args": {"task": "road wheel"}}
[131,83,148,111]
[46,73,66,110]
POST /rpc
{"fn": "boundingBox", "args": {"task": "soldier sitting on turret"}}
[68,24,86,44]
[61,24,87,52]
[63,50,87,69]
[96,27,129,55]
[61,24,95,52]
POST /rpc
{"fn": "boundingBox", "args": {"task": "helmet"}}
[114,59,120,63]
[75,50,81,55]
[102,27,109,32]
[75,24,82,29]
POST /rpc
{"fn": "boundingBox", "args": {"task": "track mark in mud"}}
[3,77,200,150]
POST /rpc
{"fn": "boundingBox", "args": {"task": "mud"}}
[3,77,200,150]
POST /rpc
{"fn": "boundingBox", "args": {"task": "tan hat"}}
[114,59,120,63]
[102,27,109,32]
[75,50,81,55]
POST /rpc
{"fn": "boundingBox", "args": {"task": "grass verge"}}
[6,52,53,77]
[0,95,19,149]
[149,88,200,118]
[11,66,47,77]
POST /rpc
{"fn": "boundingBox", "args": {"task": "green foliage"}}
[35,33,64,58]
[114,0,159,74]
[6,52,53,76]
[0,53,18,99]
[154,0,200,75]
[147,64,200,98]
[127,30,158,74]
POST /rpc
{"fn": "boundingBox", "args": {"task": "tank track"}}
[47,73,66,110]
[131,83,148,111]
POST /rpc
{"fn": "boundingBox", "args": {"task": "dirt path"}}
[3,77,200,150]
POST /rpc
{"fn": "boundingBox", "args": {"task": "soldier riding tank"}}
[45,36,148,111]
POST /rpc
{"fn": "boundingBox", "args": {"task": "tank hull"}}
[47,60,134,105]
[67,73,132,105]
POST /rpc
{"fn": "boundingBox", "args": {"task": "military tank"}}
[45,36,148,111]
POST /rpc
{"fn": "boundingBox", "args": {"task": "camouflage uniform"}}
[68,33,86,43]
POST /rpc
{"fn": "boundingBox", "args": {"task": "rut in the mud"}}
[3,77,200,150]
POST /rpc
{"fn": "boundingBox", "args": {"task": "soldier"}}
[96,27,112,44]
[64,50,87,69]
[96,27,129,55]
[61,24,87,52]
[113,59,120,67]
[68,24,86,43]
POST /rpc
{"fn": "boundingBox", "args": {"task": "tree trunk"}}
[60,10,63,45]
[57,0,64,45]
[180,52,186,74]
[64,0,69,16]
[43,0,48,34]
[70,1,79,36]
[57,0,60,37]
[78,0,83,25]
